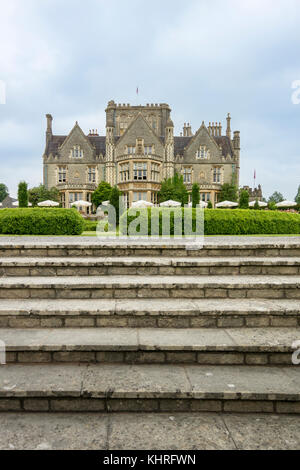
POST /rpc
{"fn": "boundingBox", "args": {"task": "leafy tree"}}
[268,191,284,204]
[239,189,249,209]
[18,181,28,208]
[109,186,122,222]
[28,184,60,207]
[0,184,8,202]
[158,173,188,206]
[91,181,112,208]
[254,199,260,210]
[219,183,238,202]
[295,185,300,205]
[268,201,277,210]
[191,183,200,208]
[207,200,213,209]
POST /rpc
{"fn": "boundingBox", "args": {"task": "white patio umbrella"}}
[102,201,110,206]
[249,200,268,208]
[216,200,239,208]
[37,200,59,207]
[188,201,208,208]
[72,200,92,208]
[276,200,298,208]
[0,202,2,207]
[132,200,154,208]
[160,200,181,207]
[13,201,32,207]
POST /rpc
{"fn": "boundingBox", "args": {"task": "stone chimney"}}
[226,113,231,139]
[46,114,53,144]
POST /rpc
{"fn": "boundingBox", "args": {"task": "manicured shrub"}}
[239,189,249,209]
[0,208,84,235]
[120,208,300,236]
[18,181,28,208]
[83,220,98,231]
[207,200,213,209]
[204,209,300,235]
[191,183,200,208]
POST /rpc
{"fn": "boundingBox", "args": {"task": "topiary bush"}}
[119,208,300,236]
[0,208,84,235]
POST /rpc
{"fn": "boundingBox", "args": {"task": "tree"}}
[109,186,122,223]
[268,192,284,204]
[219,183,238,202]
[254,199,260,210]
[158,173,189,206]
[0,184,8,202]
[239,189,249,209]
[18,181,28,208]
[207,200,213,209]
[268,201,277,210]
[295,185,300,205]
[28,184,60,207]
[91,182,112,208]
[191,183,200,208]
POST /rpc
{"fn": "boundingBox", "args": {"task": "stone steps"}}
[0,298,299,328]
[0,241,299,258]
[0,237,299,414]
[1,327,298,365]
[0,275,299,300]
[1,257,300,276]
[0,363,300,413]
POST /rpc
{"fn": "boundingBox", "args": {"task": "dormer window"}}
[72,145,83,158]
[196,146,208,159]
[144,145,153,155]
[127,146,136,155]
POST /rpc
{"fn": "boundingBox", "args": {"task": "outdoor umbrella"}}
[132,200,154,208]
[249,201,268,208]
[37,200,59,207]
[276,200,297,208]
[215,200,238,208]
[160,200,181,207]
[13,201,33,207]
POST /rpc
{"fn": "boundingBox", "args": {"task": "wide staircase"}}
[0,238,300,414]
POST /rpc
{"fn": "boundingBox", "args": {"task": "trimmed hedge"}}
[83,220,98,232]
[204,209,300,234]
[120,208,300,235]
[0,208,84,235]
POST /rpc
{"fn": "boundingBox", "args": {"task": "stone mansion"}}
[43,100,240,210]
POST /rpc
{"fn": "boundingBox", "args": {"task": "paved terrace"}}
[0,235,299,246]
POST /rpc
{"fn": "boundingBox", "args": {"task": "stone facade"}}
[43,101,240,210]
[241,185,263,202]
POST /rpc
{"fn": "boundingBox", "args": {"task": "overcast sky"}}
[0,0,300,199]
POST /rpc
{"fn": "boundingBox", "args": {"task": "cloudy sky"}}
[0,0,300,199]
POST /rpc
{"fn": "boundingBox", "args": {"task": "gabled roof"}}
[174,136,192,156]
[116,112,163,147]
[45,135,106,156]
[214,136,233,157]
[174,134,233,157]
[1,195,17,208]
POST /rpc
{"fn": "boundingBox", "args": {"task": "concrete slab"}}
[186,365,300,400]
[83,364,191,398]
[139,328,235,351]
[0,413,108,450]
[0,364,85,397]
[223,414,300,450]
[109,413,235,450]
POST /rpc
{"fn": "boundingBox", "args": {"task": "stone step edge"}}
[1,397,299,413]
[1,257,300,266]
[0,327,298,352]
[0,275,300,288]
[0,298,299,316]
